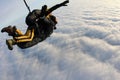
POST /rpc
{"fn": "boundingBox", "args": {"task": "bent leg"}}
[14,29,34,43]
[15,29,24,36]
[17,38,41,49]
[1,26,24,36]
[6,28,34,50]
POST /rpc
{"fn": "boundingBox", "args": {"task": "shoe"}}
[6,39,14,50]
[1,26,17,36]
[1,26,12,33]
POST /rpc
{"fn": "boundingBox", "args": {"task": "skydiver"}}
[1,0,69,50]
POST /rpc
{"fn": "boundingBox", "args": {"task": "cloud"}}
[1,0,120,80]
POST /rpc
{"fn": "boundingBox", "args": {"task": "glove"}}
[62,0,69,6]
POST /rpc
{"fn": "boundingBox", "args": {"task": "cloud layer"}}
[1,0,120,80]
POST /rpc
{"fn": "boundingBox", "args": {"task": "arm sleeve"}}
[45,0,69,16]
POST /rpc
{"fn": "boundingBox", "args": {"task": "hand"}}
[63,0,69,6]
[64,0,69,4]
[66,0,69,3]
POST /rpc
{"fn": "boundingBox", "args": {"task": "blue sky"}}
[0,0,63,28]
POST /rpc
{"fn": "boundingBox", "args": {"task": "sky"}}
[1,0,120,80]
[0,0,63,28]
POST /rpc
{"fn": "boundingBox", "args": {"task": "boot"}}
[1,26,16,36]
[1,26,12,33]
[6,39,16,50]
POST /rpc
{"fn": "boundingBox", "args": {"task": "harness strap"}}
[23,0,31,12]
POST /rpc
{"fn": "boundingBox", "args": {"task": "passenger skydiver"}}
[1,0,69,50]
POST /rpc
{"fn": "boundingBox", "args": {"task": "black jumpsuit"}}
[17,0,69,49]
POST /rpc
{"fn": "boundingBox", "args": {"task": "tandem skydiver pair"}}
[1,0,69,50]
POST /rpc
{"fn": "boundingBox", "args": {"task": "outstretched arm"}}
[45,0,69,16]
